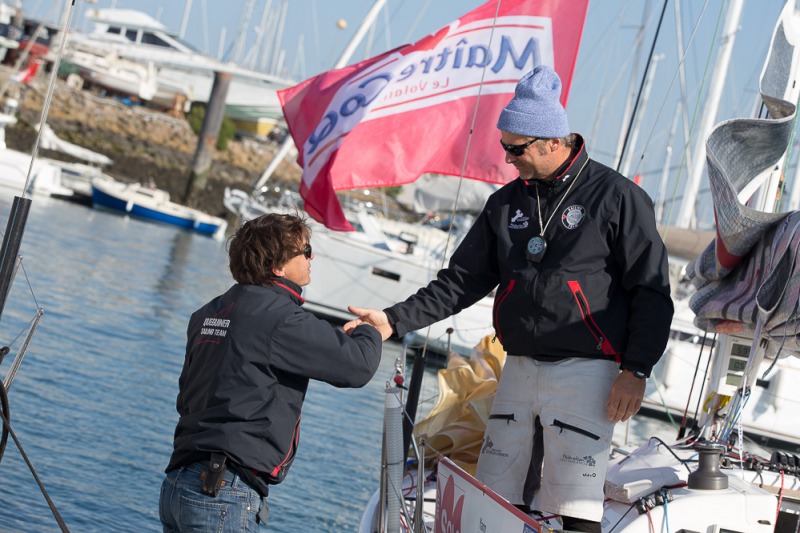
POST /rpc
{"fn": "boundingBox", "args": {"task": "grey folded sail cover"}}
[686,13,800,357]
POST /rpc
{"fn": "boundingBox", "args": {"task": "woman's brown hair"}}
[227,213,311,285]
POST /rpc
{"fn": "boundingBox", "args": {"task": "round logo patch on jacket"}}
[561,205,586,229]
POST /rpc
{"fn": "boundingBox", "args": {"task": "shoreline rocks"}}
[3,73,301,220]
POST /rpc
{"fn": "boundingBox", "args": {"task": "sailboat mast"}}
[200,0,210,54]
[675,0,745,229]
[179,0,193,40]
[613,1,652,168]
[249,0,273,70]
[268,0,289,75]
[233,0,257,65]
[656,101,682,224]
[673,0,695,184]
[619,54,664,178]
[257,1,279,72]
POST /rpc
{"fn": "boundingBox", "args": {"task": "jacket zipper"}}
[270,415,302,479]
[552,418,600,440]
[566,280,620,361]
[492,279,516,344]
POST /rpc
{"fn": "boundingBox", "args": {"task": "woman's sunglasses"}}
[293,243,313,259]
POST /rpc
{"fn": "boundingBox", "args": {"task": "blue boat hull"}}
[91,185,223,236]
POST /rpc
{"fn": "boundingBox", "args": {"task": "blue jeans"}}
[159,461,268,532]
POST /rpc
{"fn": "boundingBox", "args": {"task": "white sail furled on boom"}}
[686,0,800,356]
[395,174,499,215]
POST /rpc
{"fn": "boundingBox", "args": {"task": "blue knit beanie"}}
[497,65,570,138]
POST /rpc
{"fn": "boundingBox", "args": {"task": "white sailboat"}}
[0,111,111,202]
[360,0,800,531]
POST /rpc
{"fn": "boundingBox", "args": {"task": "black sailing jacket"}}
[385,136,673,375]
[166,279,382,484]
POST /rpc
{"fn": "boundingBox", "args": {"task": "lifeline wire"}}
[439,0,503,268]
[22,0,78,197]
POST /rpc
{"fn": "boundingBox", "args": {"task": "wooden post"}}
[184,71,231,204]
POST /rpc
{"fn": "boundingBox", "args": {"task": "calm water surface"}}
[0,194,675,532]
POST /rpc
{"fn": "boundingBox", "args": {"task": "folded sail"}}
[687,1,800,355]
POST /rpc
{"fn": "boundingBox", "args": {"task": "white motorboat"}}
[66,8,293,132]
[0,143,71,198]
[63,41,160,102]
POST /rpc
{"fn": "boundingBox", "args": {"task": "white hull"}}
[65,44,158,101]
[304,225,495,356]
[0,113,112,202]
[155,67,284,118]
[67,9,292,120]
[0,147,83,199]
[359,443,798,532]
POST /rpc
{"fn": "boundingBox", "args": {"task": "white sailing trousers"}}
[475,356,618,522]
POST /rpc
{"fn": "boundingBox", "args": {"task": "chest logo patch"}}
[561,205,586,229]
[508,209,529,230]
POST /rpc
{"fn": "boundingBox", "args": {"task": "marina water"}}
[0,195,675,532]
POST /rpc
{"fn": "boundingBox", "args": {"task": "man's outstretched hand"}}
[344,306,393,341]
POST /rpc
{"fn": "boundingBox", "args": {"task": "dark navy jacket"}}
[166,279,382,484]
[385,137,673,376]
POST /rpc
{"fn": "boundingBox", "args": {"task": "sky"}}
[18,0,794,227]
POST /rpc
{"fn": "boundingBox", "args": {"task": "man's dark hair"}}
[227,213,311,285]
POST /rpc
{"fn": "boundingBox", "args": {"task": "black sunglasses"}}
[500,138,539,157]
[293,243,313,259]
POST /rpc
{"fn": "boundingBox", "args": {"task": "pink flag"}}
[278,0,589,231]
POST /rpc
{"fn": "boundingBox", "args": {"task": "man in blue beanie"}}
[346,65,673,532]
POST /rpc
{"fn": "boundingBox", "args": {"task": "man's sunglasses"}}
[500,138,539,157]
[293,243,313,259]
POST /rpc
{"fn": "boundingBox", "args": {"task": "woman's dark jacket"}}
[166,279,382,484]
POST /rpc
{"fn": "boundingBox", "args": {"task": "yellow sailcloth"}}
[415,335,505,476]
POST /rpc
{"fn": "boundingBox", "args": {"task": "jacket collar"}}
[272,278,305,305]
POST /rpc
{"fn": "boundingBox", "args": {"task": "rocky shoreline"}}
[3,71,301,222]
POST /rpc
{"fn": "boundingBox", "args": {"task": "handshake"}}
[344,306,394,341]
